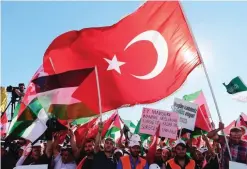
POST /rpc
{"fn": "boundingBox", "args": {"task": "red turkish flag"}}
[43,1,201,114]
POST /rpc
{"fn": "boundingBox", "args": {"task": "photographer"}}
[6,83,25,101]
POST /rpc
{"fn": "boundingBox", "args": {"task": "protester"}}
[2,113,247,169]
[92,122,117,169]
[77,139,95,169]
[117,135,148,169]
[16,142,49,166]
[166,140,196,169]
[53,146,77,169]
[161,147,171,169]
[207,122,247,169]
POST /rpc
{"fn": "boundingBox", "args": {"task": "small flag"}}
[223,76,247,102]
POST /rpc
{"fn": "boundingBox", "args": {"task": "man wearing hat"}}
[166,140,196,169]
[117,134,148,169]
[16,141,48,166]
[207,122,247,169]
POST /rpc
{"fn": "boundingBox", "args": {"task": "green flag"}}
[134,120,149,141]
[223,76,247,102]
[223,76,247,94]
[183,90,201,101]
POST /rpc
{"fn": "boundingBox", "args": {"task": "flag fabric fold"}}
[19,64,96,120]
[43,1,201,115]
[223,76,247,102]
[7,101,48,142]
[183,91,212,132]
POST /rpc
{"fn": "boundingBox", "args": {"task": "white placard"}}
[15,165,48,169]
[229,161,247,169]
[173,98,198,131]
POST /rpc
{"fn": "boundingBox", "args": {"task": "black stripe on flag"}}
[32,68,94,93]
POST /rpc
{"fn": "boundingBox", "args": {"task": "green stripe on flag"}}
[105,126,120,138]
[71,116,93,125]
[191,127,207,138]
[134,120,149,141]
[123,120,136,128]
[7,99,48,142]
[183,90,201,101]
[18,99,45,121]
[7,103,33,138]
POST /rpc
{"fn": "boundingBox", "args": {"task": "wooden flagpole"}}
[179,2,232,160]
[95,66,103,122]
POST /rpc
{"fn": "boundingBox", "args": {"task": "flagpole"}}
[95,66,103,122]
[179,2,232,160]
[178,128,183,139]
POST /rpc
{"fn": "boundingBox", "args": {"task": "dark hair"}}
[105,137,115,144]
[61,147,73,155]
[83,139,95,147]
[175,143,187,149]
[85,138,95,143]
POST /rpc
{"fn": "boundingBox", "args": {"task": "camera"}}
[46,118,58,130]
[6,83,25,102]
[6,83,25,93]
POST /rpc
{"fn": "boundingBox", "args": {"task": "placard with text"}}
[173,98,198,131]
[140,108,178,139]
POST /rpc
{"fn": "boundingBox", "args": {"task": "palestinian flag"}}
[223,76,247,102]
[19,63,95,120]
[183,90,213,132]
[105,114,124,140]
[134,120,150,142]
[123,120,136,133]
[7,100,48,142]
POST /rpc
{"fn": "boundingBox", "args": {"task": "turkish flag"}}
[195,104,212,132]
[74,117,98,145]
[43,1,201,114]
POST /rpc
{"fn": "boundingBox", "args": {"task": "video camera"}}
[6,83,25,101]
[6,83,25,93]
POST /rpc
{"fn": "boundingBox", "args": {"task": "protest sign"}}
[15,165,48,169]
[229,161,247,169]
[140,108,178,139]
[173,98,198,131]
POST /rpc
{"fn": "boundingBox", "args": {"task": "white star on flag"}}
[104,55,125,74]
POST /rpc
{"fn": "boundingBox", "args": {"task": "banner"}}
[173,98,198,131]
[15,165,48,169]
[140,108,178,139]
[229,161,247,169]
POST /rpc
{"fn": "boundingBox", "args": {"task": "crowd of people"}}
[1,121,247,169]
